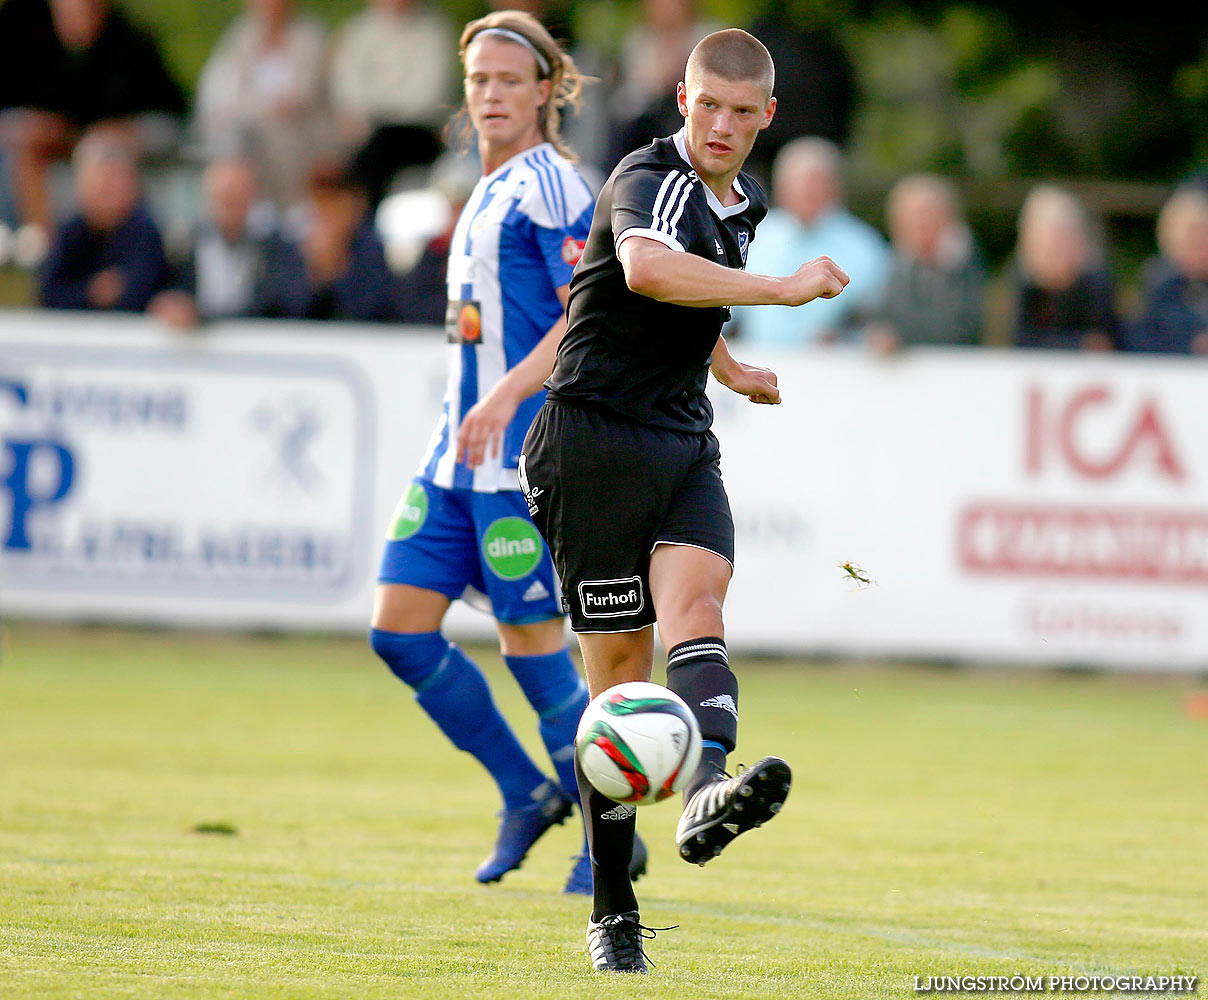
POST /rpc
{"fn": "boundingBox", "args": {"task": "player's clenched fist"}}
[780,255,850,306]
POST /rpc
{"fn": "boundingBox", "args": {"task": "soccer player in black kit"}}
[520,28,850,972]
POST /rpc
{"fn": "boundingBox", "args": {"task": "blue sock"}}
[504,649,589,810]
[370,629,547,810]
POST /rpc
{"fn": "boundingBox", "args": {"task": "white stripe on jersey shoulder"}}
[518,145,593,228]
[616,226,685,253]
[650,170,693,244]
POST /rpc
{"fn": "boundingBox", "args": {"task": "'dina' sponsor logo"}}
[481,516,543,580]
[389,482,429,540]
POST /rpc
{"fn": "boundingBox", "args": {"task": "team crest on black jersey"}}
[738,229,750,264]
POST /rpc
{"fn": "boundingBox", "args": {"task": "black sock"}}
[666,636,739,801]
[575,756,638,920]
[691,742,729,796]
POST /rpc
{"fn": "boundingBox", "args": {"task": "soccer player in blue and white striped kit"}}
[370,10,644,895]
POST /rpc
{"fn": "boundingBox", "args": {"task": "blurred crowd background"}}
[0,0,1206,353]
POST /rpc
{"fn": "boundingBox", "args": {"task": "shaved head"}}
[685,28,774,100]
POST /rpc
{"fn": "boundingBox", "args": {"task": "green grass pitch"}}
[1,621,1205,999]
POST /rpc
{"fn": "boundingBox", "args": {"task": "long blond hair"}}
[450,10,585,163]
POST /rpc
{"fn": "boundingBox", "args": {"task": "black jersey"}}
[545,130,768,433]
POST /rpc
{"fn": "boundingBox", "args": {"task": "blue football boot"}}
[562,830,649,895]
[475,781,574,883]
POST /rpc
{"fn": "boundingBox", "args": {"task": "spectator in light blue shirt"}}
[731,136,889,347]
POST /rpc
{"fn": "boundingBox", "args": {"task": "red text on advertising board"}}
[1024,384,1185,482]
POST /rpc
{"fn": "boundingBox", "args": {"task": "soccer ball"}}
[575,681,702,806]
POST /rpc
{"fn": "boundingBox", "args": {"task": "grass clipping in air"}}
[839,561,873,588]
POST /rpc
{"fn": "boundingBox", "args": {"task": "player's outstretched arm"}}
[620,236,849,308]
[456,286,570,468]
[710,335,780,405]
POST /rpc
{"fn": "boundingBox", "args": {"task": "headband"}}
[471,27,551,77]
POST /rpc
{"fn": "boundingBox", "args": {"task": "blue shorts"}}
[377,478,563,626]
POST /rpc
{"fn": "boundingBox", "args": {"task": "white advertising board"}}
[2,312,1205,670]
[715,345,1208,670]
[0,312,448,634]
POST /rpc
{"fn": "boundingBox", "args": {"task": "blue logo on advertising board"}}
[1,377,77,550]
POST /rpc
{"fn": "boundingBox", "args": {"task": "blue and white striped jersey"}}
[417,142,595,493]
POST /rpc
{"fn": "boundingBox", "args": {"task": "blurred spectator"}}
[39,130,171,311]
[328,0,454,211]
[860,173,986,354]
[1177,164,1208,199]
[1009,184,1120,351]
[193,0,331,212]
[390,218,448,326]
[489,0,569,24]
[745,2,855,186]
[604,0,720,173]
[150,155,281,328]
[1127,185,1208,354]
[388,152,479,326]
[732,136,890,347]
[253,161,398,322]
[0,0,185,242]
[0,0,51,112]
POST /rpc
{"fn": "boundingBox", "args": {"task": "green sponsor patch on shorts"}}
[389,482,428,540]
[481,516,543,580]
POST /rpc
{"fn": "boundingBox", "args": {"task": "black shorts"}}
[520,400,734,633]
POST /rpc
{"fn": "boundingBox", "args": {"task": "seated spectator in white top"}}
[731,137,890,347]
[151,154,281,327]
[328,0,454,208]
[193,0,331,211]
